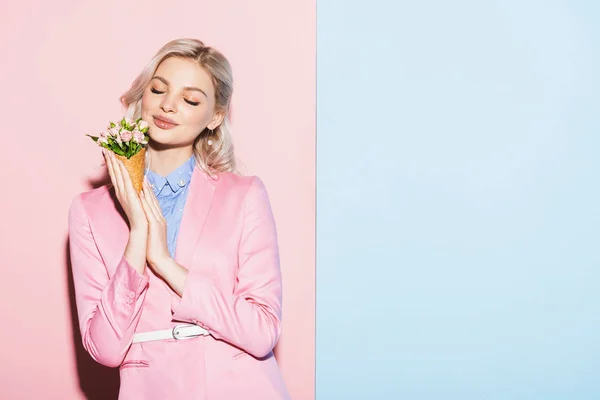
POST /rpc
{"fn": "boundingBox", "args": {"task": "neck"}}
[147,143,194,177]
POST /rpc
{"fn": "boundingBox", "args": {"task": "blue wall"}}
[316,1,600,398]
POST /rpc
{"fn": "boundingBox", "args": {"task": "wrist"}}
[129,226,148,238]
[149,255,174,274]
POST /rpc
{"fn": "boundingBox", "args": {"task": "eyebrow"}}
[151,76,208,98]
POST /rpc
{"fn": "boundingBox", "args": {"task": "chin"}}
[148,134,193,150]
[147,130,173,145]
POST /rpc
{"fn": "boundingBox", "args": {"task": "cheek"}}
[140,91,156,113]
[183,107,211,128]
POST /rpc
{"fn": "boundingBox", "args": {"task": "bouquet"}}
[87,117,150,193]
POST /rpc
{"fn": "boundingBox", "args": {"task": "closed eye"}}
[151,87,199,106]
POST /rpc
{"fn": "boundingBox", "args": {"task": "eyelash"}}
[150,88,200,106]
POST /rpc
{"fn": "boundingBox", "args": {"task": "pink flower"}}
[108,127,120,137]
[138,120,149,130]
[133,131,146,144]
[120,130,133,142]
[98,136,109,145]
[100,130,110,139]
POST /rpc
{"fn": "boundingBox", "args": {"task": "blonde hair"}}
[120,38,236,176]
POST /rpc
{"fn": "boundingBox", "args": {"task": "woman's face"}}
[141,57,220,148]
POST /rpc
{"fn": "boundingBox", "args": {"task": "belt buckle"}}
[172,324,195,340]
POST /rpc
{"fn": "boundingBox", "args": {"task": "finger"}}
[104,150,117,188]
[144,180,164,219]
[142,184,162,221]
[139,190,157,223]
[109,152,126,196]
[116,158,138,197]
[106,151,124,196]
[141,188,163,227]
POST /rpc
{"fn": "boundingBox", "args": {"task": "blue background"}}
[316,1,600,398]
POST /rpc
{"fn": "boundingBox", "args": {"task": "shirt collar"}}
[145,155,196,196]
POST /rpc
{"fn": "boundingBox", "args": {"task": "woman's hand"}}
[104,149,148,233]
[140,178,171,273]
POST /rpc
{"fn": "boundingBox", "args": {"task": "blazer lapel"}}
[174,166,216,268]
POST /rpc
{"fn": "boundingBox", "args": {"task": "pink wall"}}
[0,1,314,399]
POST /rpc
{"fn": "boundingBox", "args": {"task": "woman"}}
[68,38,290,399]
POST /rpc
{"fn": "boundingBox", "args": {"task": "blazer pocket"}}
[231,350,249,360]
[119,360,150,370]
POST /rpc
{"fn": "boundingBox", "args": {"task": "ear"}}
[207,110,226,130]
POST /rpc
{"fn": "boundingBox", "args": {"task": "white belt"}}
[132,324,210,343]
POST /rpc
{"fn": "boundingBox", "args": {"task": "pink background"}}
[0,1,315,399]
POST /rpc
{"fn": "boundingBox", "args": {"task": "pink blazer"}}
[68,166,290,399]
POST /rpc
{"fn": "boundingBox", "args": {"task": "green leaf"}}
[86,134,99,142]
[109,122,116,128]
[113,146,125,156]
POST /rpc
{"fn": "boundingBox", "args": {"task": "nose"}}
[160,94,177,113]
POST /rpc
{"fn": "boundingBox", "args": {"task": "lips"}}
[153,116,178,130]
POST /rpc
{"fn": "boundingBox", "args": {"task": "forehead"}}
[154,57,214,94]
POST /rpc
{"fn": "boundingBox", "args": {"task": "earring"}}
[207,128,213,146]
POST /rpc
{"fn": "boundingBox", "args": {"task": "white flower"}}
[133,131,145,143]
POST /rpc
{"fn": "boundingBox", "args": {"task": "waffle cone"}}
[114,148,146,194]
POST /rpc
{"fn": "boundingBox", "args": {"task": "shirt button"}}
[126,298,133,304]
[124,304,132,311]
[128,291,135,298]
[178,179,186,187]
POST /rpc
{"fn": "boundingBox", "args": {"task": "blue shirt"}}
[144,155,196,259]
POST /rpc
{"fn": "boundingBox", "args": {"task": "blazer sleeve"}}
[171,176,283,358]
[68,194,150,367]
